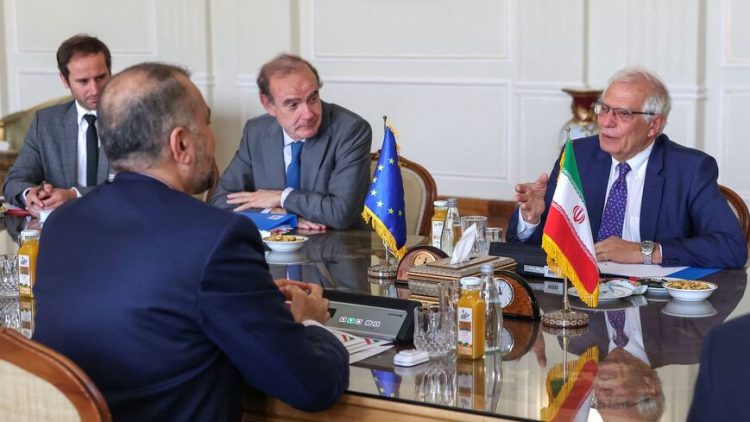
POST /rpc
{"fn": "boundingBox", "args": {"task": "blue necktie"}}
[606,310,629,348]
[286,142,303,189]
[597,162,631,241]
[287,264,302,281]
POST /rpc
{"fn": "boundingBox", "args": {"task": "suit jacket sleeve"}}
[207,122,258,211]
[2,112,46,206]
[283,119,372,229]
[657,155,748,268]
[196,216,349,411]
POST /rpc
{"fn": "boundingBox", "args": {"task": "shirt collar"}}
[75,101,97,124]
[611,140,655,175]
[282,130,305,146]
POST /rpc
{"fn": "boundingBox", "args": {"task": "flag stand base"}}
[542,309,589,329]
[542,275,589,328]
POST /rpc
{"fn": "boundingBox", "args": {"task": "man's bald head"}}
[98,63,197,171]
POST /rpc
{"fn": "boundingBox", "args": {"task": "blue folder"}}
[239,212,297,230]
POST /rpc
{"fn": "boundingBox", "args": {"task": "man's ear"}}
[647,115,665,138]
[168,126,195,165]
[59,72,71,89]
[259,94,277,117]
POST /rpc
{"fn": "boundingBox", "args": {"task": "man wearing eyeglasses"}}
[507,66,747,269]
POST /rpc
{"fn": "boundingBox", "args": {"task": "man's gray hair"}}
[605,66,672,124]
[98,62,194,171]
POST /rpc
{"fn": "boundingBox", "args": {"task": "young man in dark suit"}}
[3,34,112,216]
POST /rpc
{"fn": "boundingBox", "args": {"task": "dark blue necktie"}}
[286,141,303,189]
[597,162,631,241]
[83,114,98,186]
[606,310,629,348]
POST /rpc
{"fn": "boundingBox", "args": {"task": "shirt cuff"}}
[516,209,540,241]
[280,187,294,207]
[71,187,82,198]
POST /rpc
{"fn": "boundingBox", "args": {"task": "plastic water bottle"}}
[479,263,503,352]
[440,198,460,256]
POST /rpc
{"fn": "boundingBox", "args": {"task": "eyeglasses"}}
[594,101,657,122]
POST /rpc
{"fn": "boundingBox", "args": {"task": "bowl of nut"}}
[662,279,718,302]
[263,234,309,252]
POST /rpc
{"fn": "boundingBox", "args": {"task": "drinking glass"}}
[460,216,488,255]
[486,227,503,244]
[0,254,19,297]
[414,305,452,357]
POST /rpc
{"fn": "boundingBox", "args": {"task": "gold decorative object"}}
[560,88,602,144]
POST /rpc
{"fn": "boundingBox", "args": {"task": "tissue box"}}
[407,254,516,299]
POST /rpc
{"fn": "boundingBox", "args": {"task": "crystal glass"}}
[0,254,19,297]
[414,305,452,357]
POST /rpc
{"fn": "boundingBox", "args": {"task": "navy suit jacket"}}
[688,314,750,421]
[32,173,349,421]
[507,134,747,268]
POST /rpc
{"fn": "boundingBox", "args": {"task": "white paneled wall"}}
[1,0,748,203]
[2,1,749,420]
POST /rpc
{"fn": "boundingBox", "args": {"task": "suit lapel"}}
[300,102,332,191]
[262,124,286,189]
[640,136,665,241]
[580,142,611,238]
[61,102,79,186]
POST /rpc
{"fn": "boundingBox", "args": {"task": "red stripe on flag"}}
[545,204,599,292]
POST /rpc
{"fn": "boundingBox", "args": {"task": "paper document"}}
[325,327,394,364]
[598,262,686,278]
[597,262,720,280]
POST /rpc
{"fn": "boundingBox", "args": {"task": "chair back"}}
[719,184,750,246]
[0,327,112,422]
[0,95,73,149]
[370,152,437,236]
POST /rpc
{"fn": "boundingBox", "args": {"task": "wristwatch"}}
[640,241,656,265]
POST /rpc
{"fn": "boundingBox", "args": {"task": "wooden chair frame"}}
[370,151,437,236]
[0,327,112,422]
[719,184,750,246]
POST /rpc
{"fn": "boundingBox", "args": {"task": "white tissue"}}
[450,223,476,264]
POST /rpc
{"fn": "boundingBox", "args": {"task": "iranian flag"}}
[542,138,600,307]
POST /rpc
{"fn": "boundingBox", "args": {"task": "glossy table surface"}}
[262,230,749,422]
[2,219,748,421]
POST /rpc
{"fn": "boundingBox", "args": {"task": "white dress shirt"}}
[605,308,651,365]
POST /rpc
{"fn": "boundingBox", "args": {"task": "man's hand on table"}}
[298,219,326,232]
[25,183,76,217]
[595,237,661,264]
[274,280,330,324]
[227,189,283,211]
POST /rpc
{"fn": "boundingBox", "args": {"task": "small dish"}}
[263,235,308,252]
[568,284,633,302]
[662,280,717,302]
[662,299,717,318]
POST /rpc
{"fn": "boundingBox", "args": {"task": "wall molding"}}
[721,0,750,67]
[719,87,750,201]
[308,0,511,61]
[9,0,158,56]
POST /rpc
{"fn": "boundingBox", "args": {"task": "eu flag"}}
[362,123,407,259]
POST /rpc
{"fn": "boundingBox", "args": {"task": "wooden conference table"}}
[1,217,748,422]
